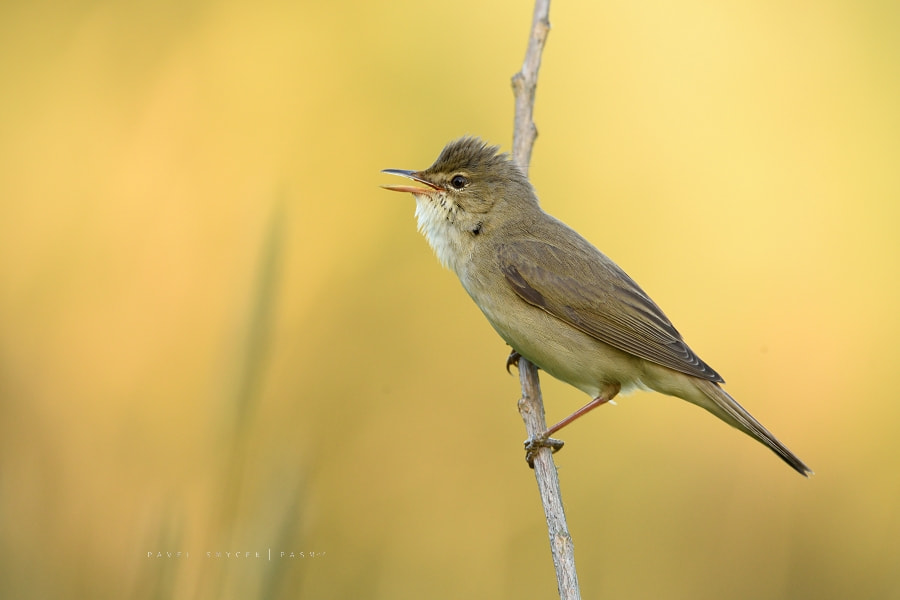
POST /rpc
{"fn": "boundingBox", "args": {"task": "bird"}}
[382,136,811,476]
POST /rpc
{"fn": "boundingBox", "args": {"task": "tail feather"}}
[693,379,812,477]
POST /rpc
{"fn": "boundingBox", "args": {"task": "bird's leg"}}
[524,436,566,468]
[545,382,620,437]
[505,349,522,374]
[524,383,621,468]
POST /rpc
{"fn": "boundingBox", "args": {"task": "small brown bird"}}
[383,137,811,476]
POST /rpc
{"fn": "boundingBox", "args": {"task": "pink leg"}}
[524,383,621,467]
[544,383,620,437]
[544,397,609,437]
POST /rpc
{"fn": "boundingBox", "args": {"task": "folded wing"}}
[498,239,723,383]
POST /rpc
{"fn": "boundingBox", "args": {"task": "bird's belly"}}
[475,292,648,398]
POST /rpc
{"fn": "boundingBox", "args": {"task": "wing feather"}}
[498,239,723,382]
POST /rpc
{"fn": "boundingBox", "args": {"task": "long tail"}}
[692,379,812,477]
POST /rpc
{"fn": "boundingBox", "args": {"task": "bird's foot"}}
[524,434,565,469]
[505,350,521,374]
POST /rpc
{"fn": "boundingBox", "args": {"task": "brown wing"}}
[498,239,723,383]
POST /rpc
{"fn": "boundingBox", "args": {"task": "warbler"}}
[383,137,810,476]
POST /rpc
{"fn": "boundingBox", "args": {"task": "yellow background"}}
[1,1,898,598]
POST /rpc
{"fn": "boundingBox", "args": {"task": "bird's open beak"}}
[381,169,442,195]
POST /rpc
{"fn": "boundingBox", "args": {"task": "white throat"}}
[414,194,467,274]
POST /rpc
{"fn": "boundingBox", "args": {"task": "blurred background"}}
[1,0,898,598]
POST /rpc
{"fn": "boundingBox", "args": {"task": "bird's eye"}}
[450,174,468,190]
